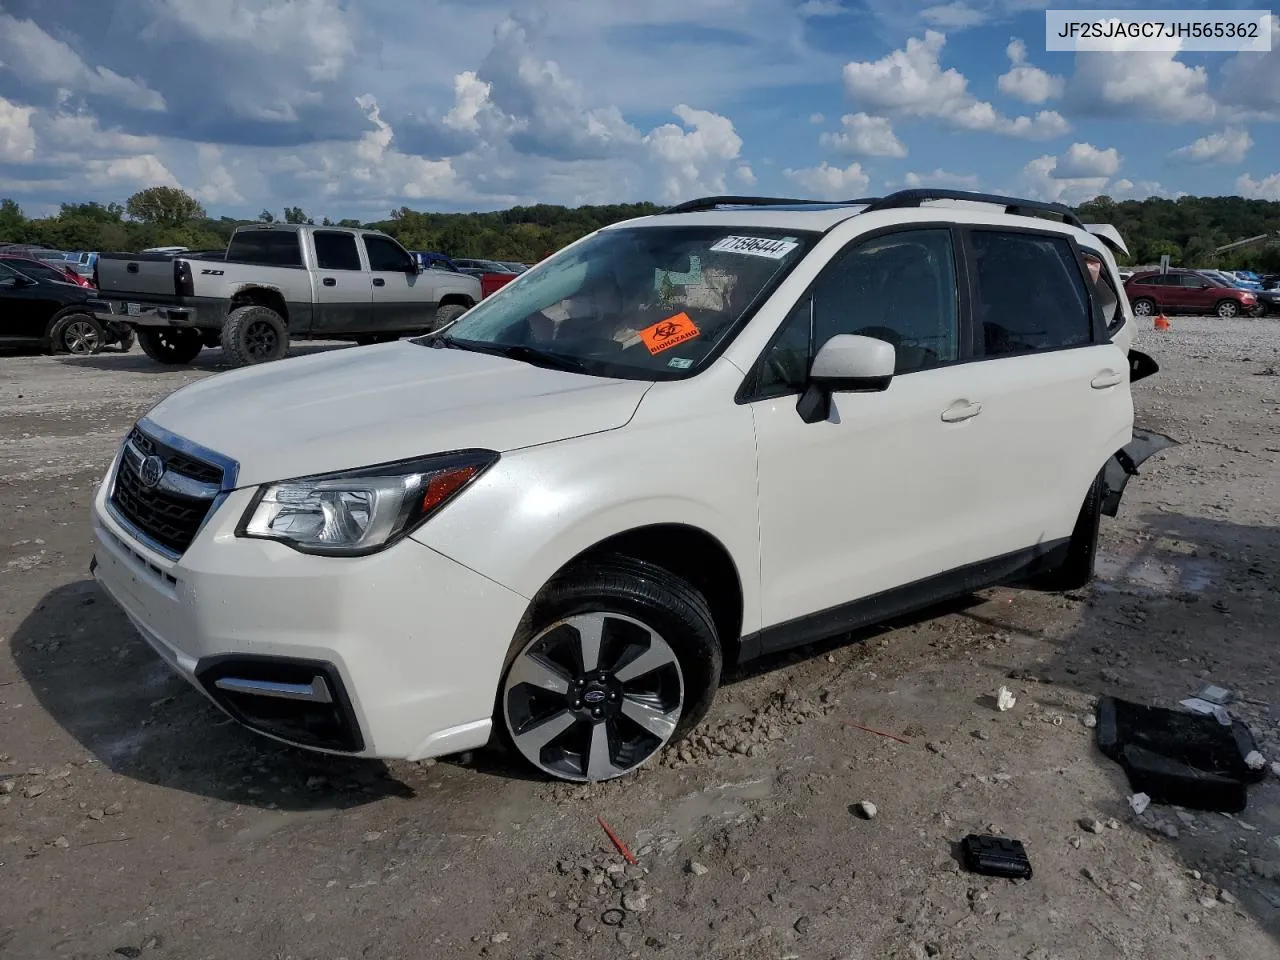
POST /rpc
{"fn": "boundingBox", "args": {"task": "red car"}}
[0,254,94,288]
[1124,269,1258,319]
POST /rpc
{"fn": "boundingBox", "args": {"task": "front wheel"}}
[1215,299,1240,319]
[48,312,105,355]
[434,302,469,331]
[1130,298,1156,318]
[137,327,204,365]
[499,557,722,782]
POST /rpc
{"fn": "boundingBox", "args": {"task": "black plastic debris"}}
[1095,696,1267,813]
[960,835,1032,880]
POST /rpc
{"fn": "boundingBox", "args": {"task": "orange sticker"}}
[639,312,700,355]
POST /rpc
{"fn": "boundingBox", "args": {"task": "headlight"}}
[237,449,498,556]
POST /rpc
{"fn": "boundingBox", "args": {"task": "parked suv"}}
[90,189,1170,782]
[1124,269,1259,319]
[0,260,132,354]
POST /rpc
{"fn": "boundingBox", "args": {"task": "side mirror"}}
[407,259,421,275]
[0,277,17,290]
[796,334,895,424]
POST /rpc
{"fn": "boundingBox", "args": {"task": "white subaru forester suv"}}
[90,189,1171,783]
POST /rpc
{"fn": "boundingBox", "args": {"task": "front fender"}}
[1102,427,1178,517]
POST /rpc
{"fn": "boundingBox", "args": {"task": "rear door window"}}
[969,230,1092,357]
[313,231,363,271]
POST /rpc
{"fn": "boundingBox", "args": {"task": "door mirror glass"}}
[797,334,896,424]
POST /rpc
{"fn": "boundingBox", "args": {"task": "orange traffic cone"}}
[1153,313,1171,331]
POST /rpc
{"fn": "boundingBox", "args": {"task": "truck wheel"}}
[138,328,204,365]
[221,305,288,366]
[114,327,136,352]
[47,312,106,355]
[434,302,469,330]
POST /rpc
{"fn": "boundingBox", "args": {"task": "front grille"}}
[109,428,224,555]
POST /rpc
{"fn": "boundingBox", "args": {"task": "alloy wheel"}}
[1218,301,1238,319]
[64,319,101,354]
[245,320,279,360]
[1132,300,1154,317]
[503,612,684,782]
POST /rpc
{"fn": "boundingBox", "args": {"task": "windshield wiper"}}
[424,335,589,373]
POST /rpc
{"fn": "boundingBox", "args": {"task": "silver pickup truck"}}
[93,223,482,366]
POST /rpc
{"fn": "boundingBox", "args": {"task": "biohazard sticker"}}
[709,236,799,259]
[639,312,700,354]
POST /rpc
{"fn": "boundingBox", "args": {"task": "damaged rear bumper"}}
[1101,427,1177,517]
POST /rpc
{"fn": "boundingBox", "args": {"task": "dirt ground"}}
[2,321,1279,960]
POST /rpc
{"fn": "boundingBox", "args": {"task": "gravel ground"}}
[1,320,1279,960]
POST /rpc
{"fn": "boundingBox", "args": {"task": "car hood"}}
[145,342,653,487]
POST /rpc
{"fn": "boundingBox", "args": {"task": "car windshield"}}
[428,225,813,380]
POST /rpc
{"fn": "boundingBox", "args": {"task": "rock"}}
[926,945,942,958]
[0,780,13,795]
[793,916,811,936]
[51,835,69,848]
[1198,897,1217,909]
[616,931,634,947]
[622,893,649,912]
[489,933,509,944]
[1100,668,1123,684]
[1081,714,1098,729]
[1250,859,1280,881]
[1104,818,1121,830]
[601,909,625,927]
[114,948,142,959]
[575,915,599,936]
[24,782,47,799]
[926,742,944,755]
[1079,818,1103,834]
[1069,837,1082,849]
[557,860,574,875]
[854,800,878,820]
[105,802,124,816]
[1219,889,1239,905]
[1160,823,1180,840]
[87,808,105,821]
[973,730,991,741]
[687,860,709,876]
[362,831,382,842]
[140,936,162,951]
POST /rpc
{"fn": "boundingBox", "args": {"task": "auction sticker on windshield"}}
[709,236,799,259]
[639,313,700,354]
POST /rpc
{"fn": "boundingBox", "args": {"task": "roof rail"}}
[862,189,1085,230]
[661,195,879,214]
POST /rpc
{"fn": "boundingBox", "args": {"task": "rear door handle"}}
[322,277,336,287]
[941,400,982,423]
[372,278,385,287]
[1091,370,1123,389]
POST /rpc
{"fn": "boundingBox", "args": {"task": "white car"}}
[90,189,1171,782]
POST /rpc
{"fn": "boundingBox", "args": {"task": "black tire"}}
[1130,298,1156,318]
[113,327,136,352]
[221,305,288,366]
[138,328,203,365]
[47,311,106,356]
[434,302,469,330]
[497,555,722,782]
[1030,470,1104,592]
[1215,299,1240,319]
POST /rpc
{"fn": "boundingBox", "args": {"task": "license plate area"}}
[126,302,141,316]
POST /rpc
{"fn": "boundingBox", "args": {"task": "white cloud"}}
[921,2,987,29]
[842,31,1070,139]
[809,112,825,124]
[1236,172,1280,200]
[39,112,159,156]
[442,71,492,134]
[1170,128,1252,165]
[736,164,758,186]
[0,13,167,112]
[783,161,870,199]
[0,96,37,163]
[1018,152,1151,205]
[798,0,848,16]
[898,168,980,189]
[1218,16,1280,120]
[1108,179,1166,201]
[1066,45,1216,122]
[85,155,181,189]
[350,95,459,200]
[644,104,745,203]
[193,145,244,205]
[820,112,907,158]
[997,38,1065,104]
[1054,142,1121,179]
[149,0,356,82]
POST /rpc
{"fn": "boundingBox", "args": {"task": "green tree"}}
[0,198,27,241]
[284,206,312,224]
[259,209,276,223]
[125,187,206,227]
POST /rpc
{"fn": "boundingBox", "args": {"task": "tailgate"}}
[96,253,178,298]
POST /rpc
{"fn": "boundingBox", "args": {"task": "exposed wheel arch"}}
[536,524,745,667]
[229,286,289,326]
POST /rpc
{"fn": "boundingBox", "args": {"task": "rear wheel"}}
[221,305,289,366]
[1130,298,1156,318]
[138,327,203,365]
[499,557,721,782]
[434,302,469,331]
[113,327,136,352]
[1215,299,1240,319]
[48,312,105,355]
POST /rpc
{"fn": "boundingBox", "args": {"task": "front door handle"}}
[321,277,336,287]
[372,278,386,287]
[941,400,982,423]
[1091,370,1123,389]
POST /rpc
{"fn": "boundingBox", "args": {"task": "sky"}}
[0,0,1278,220]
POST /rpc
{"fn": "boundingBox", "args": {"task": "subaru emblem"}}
[583,689,606,704]
[139,455,166,489]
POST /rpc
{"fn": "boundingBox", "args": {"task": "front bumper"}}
[90,475,530,761]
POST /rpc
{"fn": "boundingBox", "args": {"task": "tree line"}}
[2,186,1279,271]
